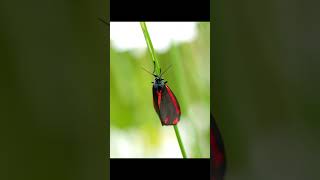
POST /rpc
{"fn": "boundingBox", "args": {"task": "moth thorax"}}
[153,77,165,92]
[155,77,165,85]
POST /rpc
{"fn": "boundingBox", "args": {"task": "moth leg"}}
[152,61,156,74]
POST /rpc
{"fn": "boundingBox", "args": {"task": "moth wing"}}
[211,114,226,179]
[159,85,181,125]
[152,86,161,118]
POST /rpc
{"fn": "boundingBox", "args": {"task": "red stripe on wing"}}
[164,116,169,124]
[165,85,180,114]
[211,129,224,169]
[173,117,179,125]
[211,115,226,180]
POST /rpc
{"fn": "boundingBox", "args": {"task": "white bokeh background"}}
[110,22,198,53]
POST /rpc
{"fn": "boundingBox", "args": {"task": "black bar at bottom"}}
[110,159,210,179]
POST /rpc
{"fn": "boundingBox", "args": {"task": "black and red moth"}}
[211,113,226,180]
[148,64,181,126]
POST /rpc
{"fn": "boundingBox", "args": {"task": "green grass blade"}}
[139,22,161,75]
[139,22,188,158]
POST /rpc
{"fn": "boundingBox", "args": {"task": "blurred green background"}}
[213,0,320,179]
[110,22,210,158]
[0,0,108,180]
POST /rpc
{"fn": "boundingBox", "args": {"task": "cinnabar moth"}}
[143,62,181,126]
[211,113,226,180]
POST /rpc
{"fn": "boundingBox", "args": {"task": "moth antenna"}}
[98,18,109,26]
[141,67,156,77]
[160,64,173,77]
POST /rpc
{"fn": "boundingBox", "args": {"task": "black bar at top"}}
[110,0,210,21]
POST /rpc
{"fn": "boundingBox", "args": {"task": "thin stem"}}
[139,22,161,75]
[174,125,187,158]
[139,21,187,158]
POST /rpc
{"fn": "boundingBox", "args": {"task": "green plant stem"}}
[139,21,187,158]
[174,125,187,158]
[139,22,161,75]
